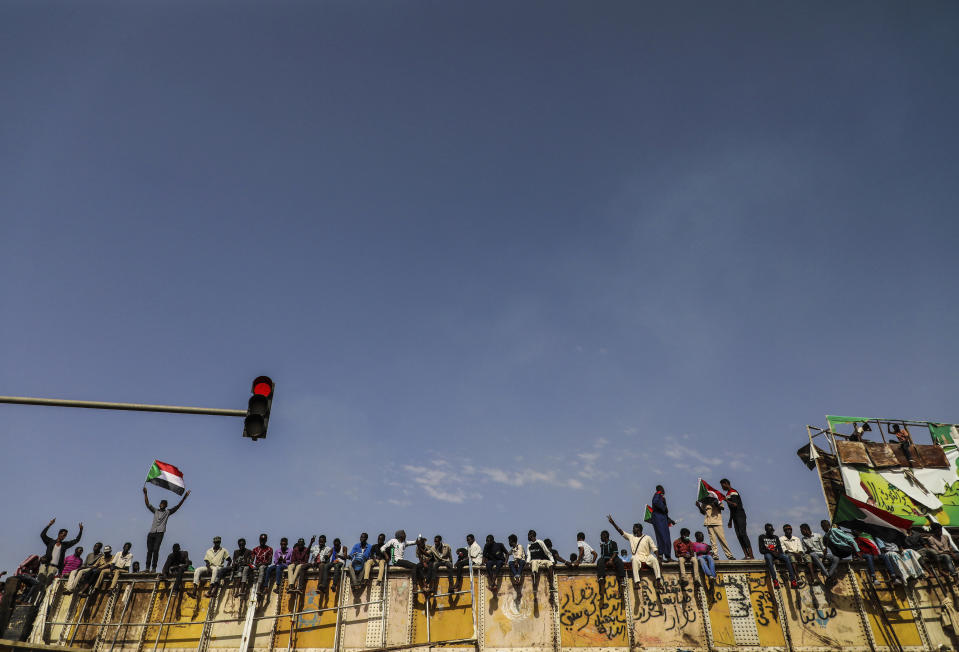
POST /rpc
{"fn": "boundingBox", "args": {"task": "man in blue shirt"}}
[348,533,371,588]
[650,486,675,562]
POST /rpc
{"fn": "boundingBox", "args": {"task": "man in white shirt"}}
[572,532,597,566]
[453,534,484,590]
[94,542,134,592]
[383,530,418,573]
[192,536,230,598]
[608,514,663,591]
[779,524,805,570]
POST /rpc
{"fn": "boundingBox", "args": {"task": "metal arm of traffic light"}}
[0,395,246,417]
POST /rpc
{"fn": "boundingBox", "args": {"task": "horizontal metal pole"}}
[0,395,245,417]
[366,637,477,651]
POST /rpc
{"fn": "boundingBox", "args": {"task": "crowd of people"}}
[5,478,959,609]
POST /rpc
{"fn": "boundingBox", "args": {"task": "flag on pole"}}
[145,460,185,495]
[832,493,915,540]
[643,505,653,523]
[697,478,724,503]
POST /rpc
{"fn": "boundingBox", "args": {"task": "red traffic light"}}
[252,376,274,398]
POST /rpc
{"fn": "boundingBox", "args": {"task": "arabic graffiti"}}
[724,575,752,618]
[747,574,779,628]
[559,578,627,642]
[633,576,698,632]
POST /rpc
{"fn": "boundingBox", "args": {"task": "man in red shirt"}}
[672,529,701,587]
[251,533,274,596]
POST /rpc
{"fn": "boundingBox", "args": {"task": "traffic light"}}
[243,376,274,440]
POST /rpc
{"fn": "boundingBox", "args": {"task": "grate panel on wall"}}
[722,573,761,646]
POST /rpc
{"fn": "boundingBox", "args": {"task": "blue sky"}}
[2,1,958,571]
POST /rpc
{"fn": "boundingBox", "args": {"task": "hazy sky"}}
[2,1,958,571]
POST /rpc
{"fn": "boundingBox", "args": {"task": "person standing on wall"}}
[650,485,675,562]
[142,487,190,574]
[720,479,753,559]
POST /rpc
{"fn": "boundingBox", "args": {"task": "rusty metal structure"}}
[5,558,957,651]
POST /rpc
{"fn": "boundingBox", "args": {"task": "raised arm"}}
[143,487,155,513]
[169,490,191,514]
[41,518,55,544]
[607,514,626,539]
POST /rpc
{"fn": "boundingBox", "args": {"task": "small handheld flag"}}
[145,460,185,496]
[697,478,724,503]
[643,505,653,523]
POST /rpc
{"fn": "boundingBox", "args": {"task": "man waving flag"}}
[145,460,186,495]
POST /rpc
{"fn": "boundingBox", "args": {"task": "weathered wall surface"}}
[26,562,959,651]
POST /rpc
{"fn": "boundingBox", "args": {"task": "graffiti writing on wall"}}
[633,577,698,632]
[747,574,778,627]
[559,579,627,642]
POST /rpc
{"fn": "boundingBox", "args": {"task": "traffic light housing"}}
[244,376,274,440]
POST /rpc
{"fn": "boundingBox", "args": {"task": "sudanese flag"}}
[145,460,185,495]
[697,478,724,503]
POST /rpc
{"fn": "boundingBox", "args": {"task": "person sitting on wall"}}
[65,542,103,594]
[507,534,526,587]
[427,534,454,595]
[673,528,701,587]
[452,534,483,591]
[39,517,83,579]
[919,524,958,579]
[346,533,371,592]
[285,537,312,595]
[607,514,664,592]
[902,529,929,579]
[571,532,597,567]
[20,554,49,604]
[873,535,908,586]
[758,524,797,589]
[92,542,133,594]
[325,538,351,594]
[228,538,253,593]
[193,536,230,598]
[363,534,387,587]
[483,534,509,592]
[383,530,419,583]
[413,537,433,594]
[596,530,625,585]
[526,530,556,595]
[692,532,717,587]
[61,547,84,583]
[250,534,273,595]
[161,543,192,592]
[852,530,883,585]
[75,548,112,597]
[800,523,837,585]
[779,524,805,574]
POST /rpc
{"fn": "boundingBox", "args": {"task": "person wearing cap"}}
[77,546,114,596]
[192,536,230,598]
[93,542,134,592]
[287,536,314,594]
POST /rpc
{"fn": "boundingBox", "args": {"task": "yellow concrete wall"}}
[27,564,959,651]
